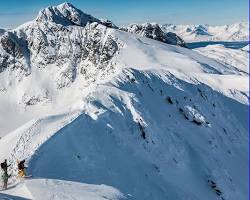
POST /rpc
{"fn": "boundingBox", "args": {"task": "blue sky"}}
[0,0,248,28]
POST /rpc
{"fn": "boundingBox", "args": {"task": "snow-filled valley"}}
[0,3,248,200]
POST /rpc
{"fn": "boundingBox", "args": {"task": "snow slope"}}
[26,179,124,200]
[1,178,123,200]
[162,22,249,42]
[0,67,248,199]
[194,44,249,75]
[0,3,248,200]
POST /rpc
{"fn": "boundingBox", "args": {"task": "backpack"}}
[0,163,4,169]
[18,160,25,170]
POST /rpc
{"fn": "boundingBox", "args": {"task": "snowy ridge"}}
[1,178,124,200]
[36,2,101,26]
[0,111,80,176]
[0,68,248,199]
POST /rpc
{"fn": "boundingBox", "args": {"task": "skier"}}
[17,160,26,178]
[1,170,10,190]
[1,159,10,190]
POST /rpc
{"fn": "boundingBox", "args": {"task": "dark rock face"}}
[0,54,10,73]
[0,32,31,73]
[165,32,186,47]
[100,19,118,29]
[125,23,186,47]
[0,24,121,90]
[0,32,25,58]
[126,23,166,42]
[83,23,119,66]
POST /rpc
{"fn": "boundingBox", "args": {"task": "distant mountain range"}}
[161,22,248,42]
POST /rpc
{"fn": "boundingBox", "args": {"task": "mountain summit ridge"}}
[36,2,101,26]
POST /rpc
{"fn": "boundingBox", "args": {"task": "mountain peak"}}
[36,2,100,26]
[57,2,75,9]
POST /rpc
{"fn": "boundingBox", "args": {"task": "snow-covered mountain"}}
[162,22,249,42]
[123,23,187,47]
[0,3,248,200]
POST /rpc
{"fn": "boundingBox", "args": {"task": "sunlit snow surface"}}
[0,3,248,200]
